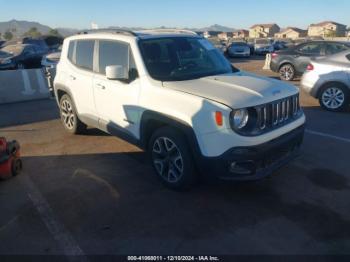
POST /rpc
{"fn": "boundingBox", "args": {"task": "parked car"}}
[301,51,350,112]
[226,42,251,57]
[41,46,61,68]
[246,39,255,54]
[42,46,61,90]
[270,41,350,81]
[254,39,274,55]
[0,44,44,70]
[273,40,288,51]
[4,37,49,54]
[54,29,305,190]
[0,41,5,48]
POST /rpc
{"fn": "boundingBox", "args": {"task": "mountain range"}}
[0,20,236,38]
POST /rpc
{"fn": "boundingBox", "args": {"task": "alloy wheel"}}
[61,99,75,130]
[322,87,345,110]
[280,65,294,81]
[152,137,184,183]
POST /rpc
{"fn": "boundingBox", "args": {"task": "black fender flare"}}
[139,110,203,160]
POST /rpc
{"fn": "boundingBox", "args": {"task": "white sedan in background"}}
[301,50,350,112]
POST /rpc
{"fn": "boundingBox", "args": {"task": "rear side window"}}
[75,40,95,71]
[98,40,129,74]
[67,41,75,63]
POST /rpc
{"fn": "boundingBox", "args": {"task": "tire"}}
[279,63,295,81]
[149,126,197,191]
[11,159,22,176]
[318,83,349,112]
[59,94,87,134]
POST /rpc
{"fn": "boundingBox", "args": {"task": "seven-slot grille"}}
[256,94,300,131]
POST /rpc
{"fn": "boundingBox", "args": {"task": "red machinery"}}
[0,137,22,179]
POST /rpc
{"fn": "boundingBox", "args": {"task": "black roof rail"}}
[77,29,138,36]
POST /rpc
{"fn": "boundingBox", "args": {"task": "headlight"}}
[231,109,249,129]
[0,59,12,65]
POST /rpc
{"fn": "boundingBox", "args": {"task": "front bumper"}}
[199,125,304,181]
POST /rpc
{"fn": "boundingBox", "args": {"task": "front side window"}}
[325,43,349,55]
[98,40,138,81]
[75,40,95,70]
[298,43,322,55]
[139,37,236,81]
[98,40,129,74]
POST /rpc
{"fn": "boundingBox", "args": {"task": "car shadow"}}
[8,151,350,251]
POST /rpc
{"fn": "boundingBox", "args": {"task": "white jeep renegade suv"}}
[54,29,305,190]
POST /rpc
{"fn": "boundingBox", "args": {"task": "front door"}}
[93,40,141,138]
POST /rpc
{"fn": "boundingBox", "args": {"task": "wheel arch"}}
[316,81,350,98]
[139,110,202,159]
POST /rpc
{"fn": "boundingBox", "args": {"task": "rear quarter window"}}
[67,41,75,63]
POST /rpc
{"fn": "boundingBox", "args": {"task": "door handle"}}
[96,83,106,90]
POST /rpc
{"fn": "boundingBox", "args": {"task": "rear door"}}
[294,42,325,74]
[66,39,97,119]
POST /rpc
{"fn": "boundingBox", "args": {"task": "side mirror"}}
[106,65,128,80]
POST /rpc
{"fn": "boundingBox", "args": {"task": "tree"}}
[24,27,42,38]
[4,31,13,41]
[48,29,62,37]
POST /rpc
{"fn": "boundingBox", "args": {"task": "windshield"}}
[139,37,237,81]
[1,45,24,55]
[231,42,247,47]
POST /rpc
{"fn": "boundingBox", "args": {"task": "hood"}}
[163,71,298,109]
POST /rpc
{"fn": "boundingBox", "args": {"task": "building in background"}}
[275,27,307,39]
[217,32,233,41]
[232,30,249,39]
[308,21,347,37]
[249,23,280,38]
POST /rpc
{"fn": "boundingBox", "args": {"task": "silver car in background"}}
[301,50,350,112]
[254,39,274,55]
[226,42,251,58]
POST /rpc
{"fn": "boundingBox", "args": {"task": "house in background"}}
[233,30,249,39]
[249,23,280,38]
[275,27,307,39]
[308,21,347,37]
[217,32,233,41]
[203,31,221,38]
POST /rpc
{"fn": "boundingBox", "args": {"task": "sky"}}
[1,0,349,29]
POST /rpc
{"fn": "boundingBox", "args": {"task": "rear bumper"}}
[198,125,305,181]
[270,60,279,72]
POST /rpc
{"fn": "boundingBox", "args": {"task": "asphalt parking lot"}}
[1,57,350,257]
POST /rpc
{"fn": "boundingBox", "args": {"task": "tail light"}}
[271,52,278,58]
[306,63,314,71]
